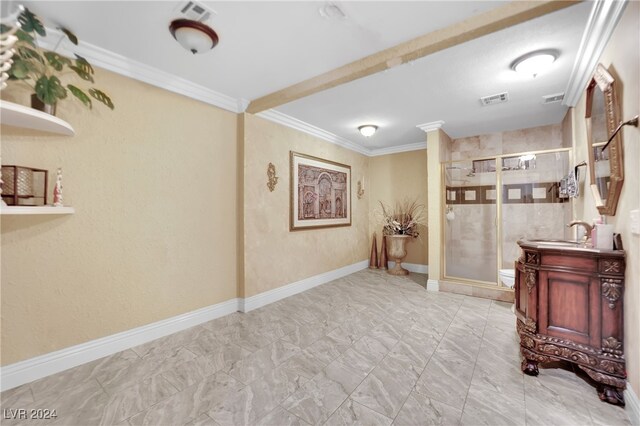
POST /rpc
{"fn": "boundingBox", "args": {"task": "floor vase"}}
[386,235,410,276]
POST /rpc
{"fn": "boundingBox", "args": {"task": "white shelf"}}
[0,100,74,136]
[0,206,75,215]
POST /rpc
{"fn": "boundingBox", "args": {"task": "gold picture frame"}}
[290,151,351,231]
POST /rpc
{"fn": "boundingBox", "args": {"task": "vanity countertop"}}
[518,239,625,256]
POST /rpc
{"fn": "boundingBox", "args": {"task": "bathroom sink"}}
[527,239,581,247]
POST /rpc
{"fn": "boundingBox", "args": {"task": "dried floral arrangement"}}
[379,198,426,237]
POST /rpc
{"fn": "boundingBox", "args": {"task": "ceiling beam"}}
[246,0,581,114]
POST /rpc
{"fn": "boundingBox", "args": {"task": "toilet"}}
[499,269,515,288]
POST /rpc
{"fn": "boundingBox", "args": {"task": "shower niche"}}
[443,149,573,291]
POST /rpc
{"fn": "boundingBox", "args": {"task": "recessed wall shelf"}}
[0,206,75,215]
[0,101,75,136]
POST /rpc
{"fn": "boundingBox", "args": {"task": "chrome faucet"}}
[567,220,593,245]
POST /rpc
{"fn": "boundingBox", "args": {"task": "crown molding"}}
[563,0,628,107]
[37,28,242,113]
[256,109,370,155]
[417,120,445,133]
[369,141,427,156]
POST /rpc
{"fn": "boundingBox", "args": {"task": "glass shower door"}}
[444,159,498,284]
[500,151,573,272]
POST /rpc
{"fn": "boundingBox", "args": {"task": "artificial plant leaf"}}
[74,54,94,74]
[44,51,71,71]
[9,58,31,79]
[67,84,92,109]
[0,23,12,33]
[69,65,94,82]
[15,28,36,47]
[18,7,46,37]
[35,75,67,105]
[89,88,114,110]
[58,27,78,45]
[18,46,45,64]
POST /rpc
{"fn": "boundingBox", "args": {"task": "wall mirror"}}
[585,63,624,216]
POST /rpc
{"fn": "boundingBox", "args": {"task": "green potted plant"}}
[1,7,114,115]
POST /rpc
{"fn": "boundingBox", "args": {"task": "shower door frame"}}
[441,147,573,291]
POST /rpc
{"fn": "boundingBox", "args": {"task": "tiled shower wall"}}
[450,123,566,161]
[444,123,573,285]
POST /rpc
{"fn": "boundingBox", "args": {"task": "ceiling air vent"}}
[480,92,509,106]
[542,92,565,104]
[177,1,216,22]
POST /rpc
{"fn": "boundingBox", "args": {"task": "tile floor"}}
[0,270,632,425]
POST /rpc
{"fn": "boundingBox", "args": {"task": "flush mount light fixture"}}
[169,19,219,54]
[358,125,378,137]
[512,50,557,77]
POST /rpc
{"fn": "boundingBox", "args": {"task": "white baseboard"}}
[427,279,440,292]
[1,260,369,391]
[387,262,428,274]
[0,298,240,392]
[627,384,640,426]
[240,260,369,312]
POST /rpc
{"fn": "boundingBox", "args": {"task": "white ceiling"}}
[14,1,594,149]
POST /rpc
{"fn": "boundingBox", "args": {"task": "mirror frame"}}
[585,63,624,216]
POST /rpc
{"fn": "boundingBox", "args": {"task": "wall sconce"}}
[169,19,219,54]
[357,179,365,199]
[267,162,279,192]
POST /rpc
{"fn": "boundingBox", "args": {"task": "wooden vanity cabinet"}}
[514,240,626,406]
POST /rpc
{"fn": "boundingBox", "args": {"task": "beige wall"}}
[368,150,428,265]
[1,69,239,365]
[569,1,639,396]
[242,114,369,298]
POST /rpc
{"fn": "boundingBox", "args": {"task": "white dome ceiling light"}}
[169,19,219,54]
[358,125,378,137]
[512,50,558,77]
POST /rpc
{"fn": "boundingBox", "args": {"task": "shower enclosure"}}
[443,148,573,288]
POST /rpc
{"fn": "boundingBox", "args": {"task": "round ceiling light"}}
[169,19,219,54]
[358,125,378,137]
[512,51,557,77]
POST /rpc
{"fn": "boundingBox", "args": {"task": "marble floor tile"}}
[225,339,300,384]
[350,353,418,419]
[29,350,140,401]
[207,365,306,425]
[460,382,525,425]
[2,270,631,426]
[256,406,308,426]
[282,367,361,425]
[129,372,243,426]
[98,374,179,424]
[186,413,220,426]
[324,399,392,426]
[414,352,475,410]
[394,391,462,426]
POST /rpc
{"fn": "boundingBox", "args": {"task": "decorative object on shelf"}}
[378,233,388,270]
[267,162,278,192]
[1,165,48,206]
[386,235,411,275]
[53,167,63,206]
[290,151,351,231]
[357,179,365,199]
[3,7,115,115]
[0,24,18,91]
[169,19,219,55]
[369,233,378,269]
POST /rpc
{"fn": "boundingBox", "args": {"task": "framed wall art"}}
[290,151,351,230]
